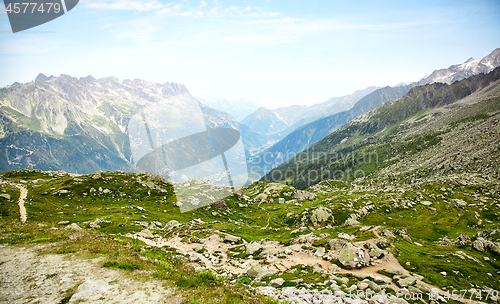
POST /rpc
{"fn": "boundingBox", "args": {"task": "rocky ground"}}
[0,244,183,304]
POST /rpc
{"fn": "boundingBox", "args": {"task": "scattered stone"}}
[369,247,384,258]
[256,193,268,203]
[65,223,82,230]
[421,201,433,206]
[344,214,360,226]
[328,238,347,251]
[382,229,396,239]
[314,247,326,257]
[269,278,285,288]
[440,271,447,277]
[57,221,70,225]
[338,232,355,240]
[473,237,486,252]
[246,242,263,255]
[212,199,228,210]
[294,190,316,201]
[375,237,391,249]
[397,276,418,287]
[453,199,468,208]
[164,220,181,230]
[247,266,276,278]
[138,229,154,238]
[223,234,242,244]
[0,194,11,200]
[189,253,201,262]
[384,268,404,276]
[308,206,334,226]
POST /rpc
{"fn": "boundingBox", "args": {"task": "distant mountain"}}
[0,74,265,174]
[418,48,500,85]
[247,85,414,179]
[241,107,289,136]
[247,48,500,181]
[241,86,379,142]
[197,96,264,122]
[263,67,500,188]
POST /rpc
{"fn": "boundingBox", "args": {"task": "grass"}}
[1,169,499,303]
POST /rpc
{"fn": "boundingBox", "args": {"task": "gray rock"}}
[212,199,228,210]
[369,247,384,258]
[71,279,109,301]
[65,223,82,230]
[397,276,418,287]
[164,220,181,230]
[344,214,360,226]
[339,243,370,269]
[0,194,11,200]
[256,193,268,203]
[314,247,326,257]
[487,242,500,255]
[375,237,391,249]
[357,282,369,290]
[310,206,334,226]
[420,201,433,206]
[223,234,242,244]
[472,237,486,252]
[382,229,396,239]
[328,238,347,251]
[246,242,263,255]
[138,229,154,238]
[294,190,316,200]
[247,266,276,278]
[270,278,285,288]
[362,279,382,291]
[384,268,405,276]
[58,221,70,225]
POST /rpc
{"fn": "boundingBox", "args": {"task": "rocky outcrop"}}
[338,243,370,269]
[247,266,275,278]
[211,199,228,210]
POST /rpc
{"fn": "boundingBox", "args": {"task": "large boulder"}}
[488,242,500,255]
[247,266,276,278]
[339,243,370,269]
[328,238,347,251]
[294,190,316,201]
[309,206,334,226]
[472,237,486,252]
[211,199,228,210]
[0,194,11,200]
[164,220,181,230]
[223,234,242,244]
[344,214,360,226]
[246,242,263,255]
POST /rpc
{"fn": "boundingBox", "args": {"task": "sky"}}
[0,0,499,108]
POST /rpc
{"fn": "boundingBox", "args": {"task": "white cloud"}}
[82,0,163,11]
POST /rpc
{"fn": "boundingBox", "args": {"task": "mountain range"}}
[0,48,499,179]
[246,48,500,180]
[262,66,500,189]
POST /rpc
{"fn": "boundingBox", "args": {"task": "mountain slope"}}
[248,85,414,179]
[197,97,263,122]
[241,86,379,141]
[0,74,264,174]
[262,67,500,188]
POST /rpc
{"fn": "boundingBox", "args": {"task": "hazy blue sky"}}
[0,0,499,107]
